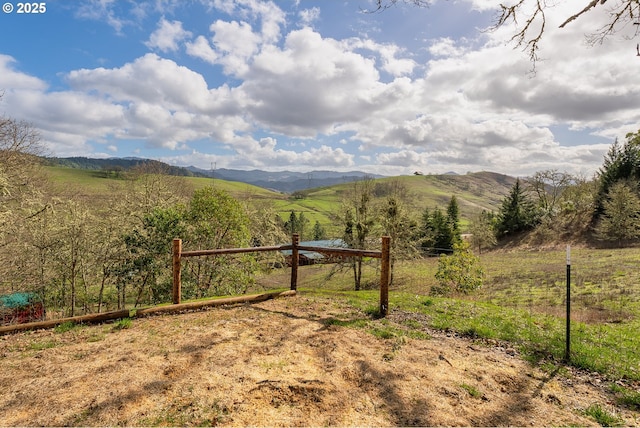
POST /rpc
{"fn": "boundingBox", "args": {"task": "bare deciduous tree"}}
[526,170,574,218]
[495,0,640,62]
[372,0,640,63]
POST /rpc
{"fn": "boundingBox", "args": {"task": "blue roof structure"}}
[281,239,348,260]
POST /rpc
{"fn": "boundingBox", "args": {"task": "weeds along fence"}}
[0,234,391,335]
[388,247,640,375]
[173,234,392,316]
[388,247,640,324]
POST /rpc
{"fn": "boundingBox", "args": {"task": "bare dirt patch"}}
[0,295,637,426]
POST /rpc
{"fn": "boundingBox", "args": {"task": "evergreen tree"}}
[283,210,310,240]
[297,212,310,240]
[496,179,538,236]
[596,131,640,217]
[284,210,298,237]
[446,195,461,241]
[595,181,640,245]
[420,206,455,253]
[312,220,326,240]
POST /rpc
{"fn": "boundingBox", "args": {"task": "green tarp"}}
[0,292,39,309]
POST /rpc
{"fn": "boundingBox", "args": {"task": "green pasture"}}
[44,166,283,201]
[46,166,118,193]
[44,166,513,236]
[253,246,640,383]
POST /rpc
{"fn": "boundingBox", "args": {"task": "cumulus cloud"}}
[237,27,392,136]
[145,18,193,52]
[66,53,232,113]
[0,55,48,91]
[3,0,637,176]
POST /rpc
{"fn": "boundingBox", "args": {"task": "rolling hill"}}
[47,157,384,193]
[43,163,515,236]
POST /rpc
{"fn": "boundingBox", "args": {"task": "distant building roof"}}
[281,239,347,259]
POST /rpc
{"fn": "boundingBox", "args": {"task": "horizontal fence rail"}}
[173,234,391,316]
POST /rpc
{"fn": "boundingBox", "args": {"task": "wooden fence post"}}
[290,233,299,291]
[172,238,182,304]
[380,236,391,317]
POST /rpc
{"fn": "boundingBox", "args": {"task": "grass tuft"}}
[111,318,132,331]
[54,321,80,334]
[460,383,483,399]
[583,403,624,427]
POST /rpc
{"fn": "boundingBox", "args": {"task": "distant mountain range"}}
[47,157,385,193]
[187,166,384,192]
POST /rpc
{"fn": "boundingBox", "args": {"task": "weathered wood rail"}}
[0,290,295,336]
[173,234,392,316]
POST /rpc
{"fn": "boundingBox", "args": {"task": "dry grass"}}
[1,295,638,427]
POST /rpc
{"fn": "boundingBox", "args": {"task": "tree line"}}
[473,130,640,250]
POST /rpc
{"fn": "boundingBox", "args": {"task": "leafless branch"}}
[558,0,601,28]
[584,1,639,46]
[495,0,640,64]
[494,0,546,64]
[366,0,430,13]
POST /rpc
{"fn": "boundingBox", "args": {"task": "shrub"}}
[433,241,484,295]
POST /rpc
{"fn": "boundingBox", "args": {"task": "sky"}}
[0,0,639,177]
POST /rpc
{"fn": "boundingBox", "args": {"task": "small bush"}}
[460,383,483,399]
[433,241,484,296]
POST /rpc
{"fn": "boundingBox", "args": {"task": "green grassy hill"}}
[44,166,515,235]
[45,166,280,198]
[280,172,516,233]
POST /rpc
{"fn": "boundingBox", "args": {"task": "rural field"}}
[1,163,639,426]
[1,294,638,427]
[1,245,639,426]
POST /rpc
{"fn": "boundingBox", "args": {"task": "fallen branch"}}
[0,290,296,336]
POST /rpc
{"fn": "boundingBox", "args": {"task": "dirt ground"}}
[0,294,638,427]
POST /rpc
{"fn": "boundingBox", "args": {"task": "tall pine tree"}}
[496,179,538,236]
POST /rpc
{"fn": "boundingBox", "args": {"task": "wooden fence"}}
[173,234,392,316]
[0,234,391,335]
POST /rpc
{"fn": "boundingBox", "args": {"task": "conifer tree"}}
[496,179,538,236]
[595,181,640,246]
[596,131,640,217]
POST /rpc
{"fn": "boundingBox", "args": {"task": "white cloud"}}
[349,39,417,77]
[66,53,230,113]
[186,36,219,64]
[238,27,389,136]
[0,55,48,91]
[298,7,320,26]
[145,18,192,52]
[3,1,638,176]
[208,19,262,76]
[75,0,129,34]
[428,37,468,58]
